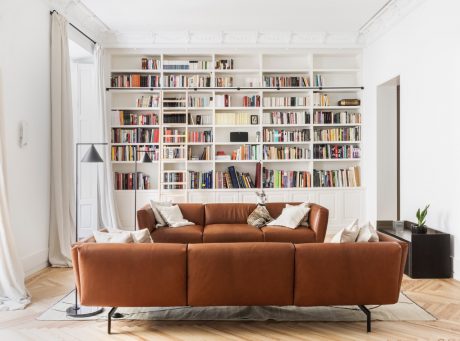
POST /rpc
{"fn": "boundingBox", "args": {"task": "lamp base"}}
[66,305,104,318]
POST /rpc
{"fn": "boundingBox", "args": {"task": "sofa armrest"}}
[377,232,409,288]
[137,204,156,232]
[308,204,329,242]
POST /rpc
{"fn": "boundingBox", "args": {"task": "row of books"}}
[136,95,160,108]
[263,76,309,87]
[189,114,212,125]
[215,94,231,107]
[164,129,186,143]
[263,96,310,107]
[314,74,325,87]
[141,58,160,70]
[263,128,310,143]
[263,146,310,160]
[242,95,261,107]
[189,96,213,107]
[139,128,160,143]
[163,60,211,70]
[114,172,150,190]
[163,97,186,107]
[314,166,361,187]
[263,111,310,125]
[262,169,312,188]
[215,112,255,125]
[313,111,361,124]
[188,130,212,143]
[216,77,233,87]
[189,146,212,160]
[314,127,361,142]
[215,59,234,70]
[231,145,259,160]
[163,114,186,124]
[163,172,185,183]
[113,111,159,126]
[163,75,211,87]
[313,145,360,159]
[111,128,137,143]
[163,146,186,159]
[189,171,213,189]
[313,93,330,106]
[111,146,159,162]
[215,166,256,189]
[111,74,160,88]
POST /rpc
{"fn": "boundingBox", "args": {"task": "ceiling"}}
[80,0,388,34]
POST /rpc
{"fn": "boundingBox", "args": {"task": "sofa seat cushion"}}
[262,226,316,243]
[203,224,264,243]
[152,225,203,243]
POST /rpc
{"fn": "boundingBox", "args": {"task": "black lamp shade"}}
[141,152,152,163]
[81,144,104,163]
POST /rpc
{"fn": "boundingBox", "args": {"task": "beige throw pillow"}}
[287,203,310,227]
[149,200,172,227]
[247,205,273,228]
[356,222,379,242]
[102,228,153,243]
[330,219,360,243]
[93,230,133,243]
[267,204,309,229]
[156,205,195,228]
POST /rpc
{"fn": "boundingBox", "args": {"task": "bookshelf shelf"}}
[108,51,363,211]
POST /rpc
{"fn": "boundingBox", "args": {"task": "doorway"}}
[377,76,400,221]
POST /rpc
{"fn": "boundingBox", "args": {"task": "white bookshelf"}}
[107,51,364,229]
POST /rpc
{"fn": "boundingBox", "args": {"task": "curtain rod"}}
[50,10,97,45]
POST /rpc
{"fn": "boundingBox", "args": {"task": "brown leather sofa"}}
[71,232,407,334]
[137,202,329,243]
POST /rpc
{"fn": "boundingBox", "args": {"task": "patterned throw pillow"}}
[247,205,273,228]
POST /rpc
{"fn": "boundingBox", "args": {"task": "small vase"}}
[411,224,427,234]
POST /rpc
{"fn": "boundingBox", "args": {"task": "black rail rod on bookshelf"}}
[105,86,365,91]
[50,10,97,45]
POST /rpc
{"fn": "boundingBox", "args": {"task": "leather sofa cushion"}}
[294,242,403,306]
[177,203,205,226]
[262,226,316,243]
[205,203,256,225]
[203,224,263,243]
[188,243,295,306]
[152,225,203,243]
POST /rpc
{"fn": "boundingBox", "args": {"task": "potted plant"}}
[412,204,430,234]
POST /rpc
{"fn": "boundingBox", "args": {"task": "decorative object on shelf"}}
[393,220,405,234]
[338,99,360,106]
[255,190,267,206]
[412,204,430,234]
[67,143,106,318]
[229,132,248,143]
[251,115,258,125]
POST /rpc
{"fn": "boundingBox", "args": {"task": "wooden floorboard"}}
[0,267,459,340]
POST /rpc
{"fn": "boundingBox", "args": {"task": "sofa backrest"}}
[204,203,257,225]
[137,203,205,231]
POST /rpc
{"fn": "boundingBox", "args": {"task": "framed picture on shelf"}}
[251,115,258,125]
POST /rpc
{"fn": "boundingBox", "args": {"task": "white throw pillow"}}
[93,230,133,243]
[108,228,153,243]
[149,200,172,227]
[267,204,309,229]
[286,203,310,227]
[330,219,360,243]
[356,222,379,242]
[156,205,195,228]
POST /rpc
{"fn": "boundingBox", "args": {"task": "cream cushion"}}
[93,230,133,243]
[156,205,195,228]
[286,203,310,227]
[149,200,172,227]
[100,228,153,243]
[267,203,309,229]
[356,222,379,242]
[330,219,360,243]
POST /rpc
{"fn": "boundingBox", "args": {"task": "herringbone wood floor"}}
[0,268,459,340]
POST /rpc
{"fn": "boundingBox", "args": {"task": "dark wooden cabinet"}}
[377,221,452,279]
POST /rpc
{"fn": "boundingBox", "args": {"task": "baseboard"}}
[453,257,460,281]
[22,248,49,277]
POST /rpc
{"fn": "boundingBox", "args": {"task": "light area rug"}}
[38,291,434,322]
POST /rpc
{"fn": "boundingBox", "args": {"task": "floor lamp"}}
[133,146,153,230]
[66,142,106,318]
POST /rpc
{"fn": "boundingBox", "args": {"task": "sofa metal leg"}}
[108,307,117,334]
[358,305,371,332]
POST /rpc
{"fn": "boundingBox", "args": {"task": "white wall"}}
[0,0,51,275]
[363,0,460,279]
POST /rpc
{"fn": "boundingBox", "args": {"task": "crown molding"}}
[358,0,427,45]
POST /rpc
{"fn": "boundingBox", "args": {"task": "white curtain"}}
[94,45,121,229]
[49,12,75,267]
[0,70,31,311]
